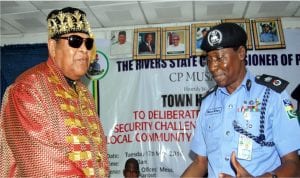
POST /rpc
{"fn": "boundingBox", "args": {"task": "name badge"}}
[237,134,252,161]
[205,107,222,115]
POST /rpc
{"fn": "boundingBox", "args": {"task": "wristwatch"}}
[268,171,278,178]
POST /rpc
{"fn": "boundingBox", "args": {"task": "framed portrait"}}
[110,29,133,59]
[162,26,190,60]
[252,17,285,50]
[133,27,161,60]
[191,22,219,56]
[222,18,253,50]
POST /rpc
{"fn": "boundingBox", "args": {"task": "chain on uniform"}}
[233,88,275,147]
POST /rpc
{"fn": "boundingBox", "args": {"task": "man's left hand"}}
[219,151,253,178]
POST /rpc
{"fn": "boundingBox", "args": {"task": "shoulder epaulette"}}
[255,74,289,93]
[201,85,218,101]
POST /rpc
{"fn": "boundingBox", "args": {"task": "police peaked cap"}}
[201,22,247,52]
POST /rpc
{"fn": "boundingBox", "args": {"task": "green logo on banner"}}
[86,50,109,80]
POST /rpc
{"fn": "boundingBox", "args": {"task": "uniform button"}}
[228,104,233,109]
[225,156,230,161]
[226,131,230,136]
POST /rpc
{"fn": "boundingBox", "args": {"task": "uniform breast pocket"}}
[243,112,261,137]
[204,116,223,153]
[237,112,268,151]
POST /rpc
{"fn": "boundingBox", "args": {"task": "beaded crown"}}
[47,7,92,39]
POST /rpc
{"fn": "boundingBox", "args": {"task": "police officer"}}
[260,23,278,42]
[181,23,300,178]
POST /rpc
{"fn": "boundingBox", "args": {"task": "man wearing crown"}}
[0,7,109,177]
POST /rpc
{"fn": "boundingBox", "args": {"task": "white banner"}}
[95,29,300,178]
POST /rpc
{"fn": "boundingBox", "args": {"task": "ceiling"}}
[1,1,300,37]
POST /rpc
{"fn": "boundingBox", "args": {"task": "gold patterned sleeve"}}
[1,86,16,177]
[0,80,77,177]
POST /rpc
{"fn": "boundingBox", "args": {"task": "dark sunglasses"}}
[58,35,94,50]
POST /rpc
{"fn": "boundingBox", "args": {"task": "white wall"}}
[1,17,299,46]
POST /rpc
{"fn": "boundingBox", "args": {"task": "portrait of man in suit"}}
[138,32,156,55]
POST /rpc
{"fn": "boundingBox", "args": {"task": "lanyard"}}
[233,87,275,147]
